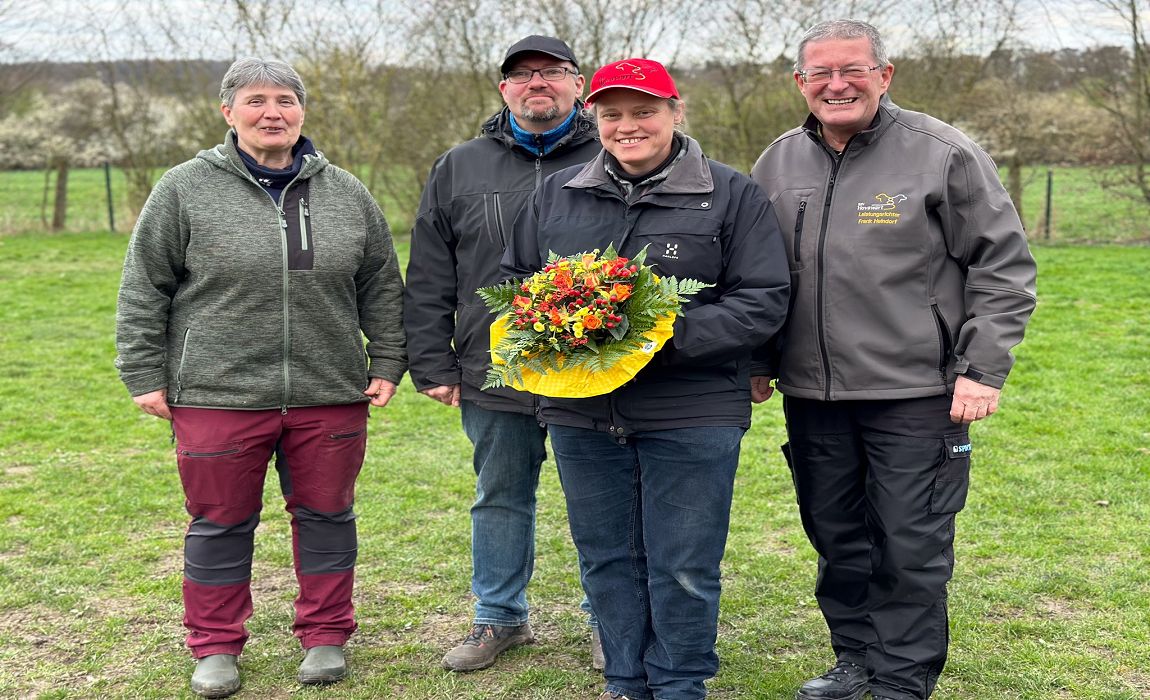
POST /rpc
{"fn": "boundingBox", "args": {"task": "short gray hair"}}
[219,57,307,108]
[795,19,889,72]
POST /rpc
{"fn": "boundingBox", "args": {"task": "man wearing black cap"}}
[404,35,602,673]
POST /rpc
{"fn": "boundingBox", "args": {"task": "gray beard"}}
[519,104,560,123]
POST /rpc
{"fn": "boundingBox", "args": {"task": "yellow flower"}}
[533,321,545,332]
[573,322,584,338]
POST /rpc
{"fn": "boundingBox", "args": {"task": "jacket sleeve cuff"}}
[120,368,168,397]
[368,359,408,386]
[954,362,1006,389]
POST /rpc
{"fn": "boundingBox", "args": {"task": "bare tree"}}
[1081,0,1150,207]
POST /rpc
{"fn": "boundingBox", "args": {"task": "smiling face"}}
[220,83,304,168]
[594,89,682,177]
[498,52,585,133]
[795,37,893,151]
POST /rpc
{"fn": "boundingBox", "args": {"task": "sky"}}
[0,0,1137,65]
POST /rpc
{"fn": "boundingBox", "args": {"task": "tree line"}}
[0,0,1147,231]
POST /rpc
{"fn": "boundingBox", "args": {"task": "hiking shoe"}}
[190,654,240,698]
[597,693,631,700]
[590,626,605,672]
[795,660,869,699]
[298,645,347,684]
[441,622,535,671]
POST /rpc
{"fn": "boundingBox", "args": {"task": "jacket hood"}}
[196,129,329,181]
[481,104,598,156]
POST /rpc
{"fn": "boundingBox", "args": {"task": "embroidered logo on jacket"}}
[857,193,907,225]
[663,243,679,260]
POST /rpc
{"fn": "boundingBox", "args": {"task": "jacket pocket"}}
[174,327,192,403]
[930,432,972,514]
[931,303,953,376]
[632,216,723,282]
[793,200,807,263]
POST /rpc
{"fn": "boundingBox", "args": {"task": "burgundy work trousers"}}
[171,403,368,658]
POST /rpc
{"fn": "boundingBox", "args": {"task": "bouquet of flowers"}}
[476,244,712,398]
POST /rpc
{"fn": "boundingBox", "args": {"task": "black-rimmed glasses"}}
[503,67,577,83]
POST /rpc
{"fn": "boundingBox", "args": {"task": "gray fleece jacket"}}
[115,132,407,409]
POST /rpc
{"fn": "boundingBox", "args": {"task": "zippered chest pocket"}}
[631,215,723,283]
[783,188,816,266]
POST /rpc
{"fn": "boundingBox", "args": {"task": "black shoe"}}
[795,660,869,700]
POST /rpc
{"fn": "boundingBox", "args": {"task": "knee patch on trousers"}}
[296,505,357,575]
[185,512,260,585]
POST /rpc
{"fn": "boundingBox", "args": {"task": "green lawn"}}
[0,233,1147,699]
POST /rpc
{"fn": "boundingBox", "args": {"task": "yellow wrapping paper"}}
[489,312,676,398]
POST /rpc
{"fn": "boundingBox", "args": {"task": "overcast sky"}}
[0,0,1136,65]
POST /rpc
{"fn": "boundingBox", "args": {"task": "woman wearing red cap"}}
[501,58,791,700]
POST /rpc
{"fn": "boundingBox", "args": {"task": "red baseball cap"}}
[585,58,680,105]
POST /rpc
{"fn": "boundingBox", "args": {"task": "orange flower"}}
[513,295,532,308]
[583,272,600,289]
[611,283,633,301]
[582,315,602,330]
[553,269,573,289]
[548,308,563,325]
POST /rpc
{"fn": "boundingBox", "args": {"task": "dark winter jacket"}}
[403,106,600,414]
[115,131,407,409]
[751,96,1037,401]
[501,135,790,435]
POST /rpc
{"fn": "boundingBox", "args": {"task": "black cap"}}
[500,35,578,75]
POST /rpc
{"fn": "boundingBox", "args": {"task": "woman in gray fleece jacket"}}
[114,58,406,698]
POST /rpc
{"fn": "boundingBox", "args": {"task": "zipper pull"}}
[301,198,309,217]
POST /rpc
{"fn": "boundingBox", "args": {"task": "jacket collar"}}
[482,104,598,157]
[802,94,900,152]
[564,133,714,197]
[202,129,328,181]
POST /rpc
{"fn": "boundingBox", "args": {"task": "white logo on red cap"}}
[615,62,647,80]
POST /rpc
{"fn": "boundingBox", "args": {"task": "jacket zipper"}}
[931,303,953,376]
[329,429,364,440]
[794,200,807,263]
[226,154,309,414]
[492,192,507,248]
[816,153,841,400]
[299,198,310,251]
[174,328,191,403]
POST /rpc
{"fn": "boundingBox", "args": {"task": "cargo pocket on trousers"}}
[781,442,799,504]
[176,440,244,507]
[930,433,972,514]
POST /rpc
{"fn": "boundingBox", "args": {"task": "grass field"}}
[0,232,1147,699]
[2,164,1149,243]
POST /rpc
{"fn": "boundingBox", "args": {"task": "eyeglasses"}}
[798,65,881,84]
[503,67,577,83]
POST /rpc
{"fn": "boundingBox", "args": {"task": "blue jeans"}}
[461,401,595,627]
[549,425,745,700]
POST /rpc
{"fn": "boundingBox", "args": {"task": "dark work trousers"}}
[170,403,368,658]
[782,394,971,700]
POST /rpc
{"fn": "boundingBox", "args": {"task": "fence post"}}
[104,161,116,233]
[1044,169,1053,240]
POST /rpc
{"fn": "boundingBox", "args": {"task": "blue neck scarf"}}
[509,108,578,156]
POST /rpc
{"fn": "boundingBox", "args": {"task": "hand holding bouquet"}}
[477,244,712,397]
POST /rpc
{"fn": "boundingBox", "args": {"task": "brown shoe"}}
[590,626,605,671]
[441,622,535,672]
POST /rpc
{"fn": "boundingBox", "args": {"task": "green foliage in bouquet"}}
[476,244,712,390]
